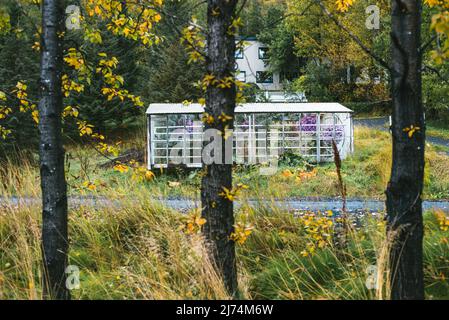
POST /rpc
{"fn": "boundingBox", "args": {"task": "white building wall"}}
[235,40,282,91]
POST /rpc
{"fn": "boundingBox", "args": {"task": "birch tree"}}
[39,0,69,300]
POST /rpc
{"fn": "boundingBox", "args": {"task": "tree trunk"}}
[39,0,69,300]
[386,0,425,300]
[201,0,238,297]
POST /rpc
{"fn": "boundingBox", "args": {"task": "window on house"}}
[235,48,243,59]
[258,47,270,60]
[256,71,273,84]
[236,71,246,83]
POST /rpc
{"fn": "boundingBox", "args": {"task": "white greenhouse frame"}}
[146,103,354,169]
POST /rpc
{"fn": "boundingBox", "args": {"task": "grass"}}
[2,126,449,200]
[0,125,448,300]
[0,199,230,299]
[0,197,448,300]
[427,120,449,140]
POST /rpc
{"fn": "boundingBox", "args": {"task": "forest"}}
[0,0,448,302]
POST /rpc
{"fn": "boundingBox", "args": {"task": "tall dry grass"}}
[1,187,448,299]
[0,152,40,197]
[0,127,448,300]
[0,196,233,299]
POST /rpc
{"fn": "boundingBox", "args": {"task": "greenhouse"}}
[146,103,354,169]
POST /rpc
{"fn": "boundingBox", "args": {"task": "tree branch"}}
[419,34,438,55]
[314,0,391,72]
[423,65,449,86]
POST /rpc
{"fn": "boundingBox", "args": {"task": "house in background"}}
[235,38,306,102]
[235,38,281,91]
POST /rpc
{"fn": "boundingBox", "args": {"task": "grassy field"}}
[0,126,448,300]
[0,195,448,299]
[427,121,449,141]
[2,126,449,200]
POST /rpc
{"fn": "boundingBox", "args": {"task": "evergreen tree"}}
[64,26,144,134]
[140,0,205,104]
[143,41,204,103]
[0,0,40,153]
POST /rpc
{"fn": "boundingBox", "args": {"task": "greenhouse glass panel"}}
[146,103,354,169]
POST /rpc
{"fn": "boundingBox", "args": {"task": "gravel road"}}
[2,196,449,214]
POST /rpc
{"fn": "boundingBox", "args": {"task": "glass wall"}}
[148,112,351,168]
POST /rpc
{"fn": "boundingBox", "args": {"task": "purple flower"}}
[296,114,345,141]
[298,114,317,132]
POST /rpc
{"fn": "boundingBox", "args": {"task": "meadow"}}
[1,192,448,299]
[2,127,449,201]
[0,125,448,300]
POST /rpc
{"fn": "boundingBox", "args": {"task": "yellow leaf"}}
[32,110,39,124]
[145,170,155,181]
[168,181,181,187]
[113,163,129,173]
[282,169,294,178]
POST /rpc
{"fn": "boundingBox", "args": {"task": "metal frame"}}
[147,104,353,169]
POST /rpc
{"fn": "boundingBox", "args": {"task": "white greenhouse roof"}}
[146,103,353,115]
